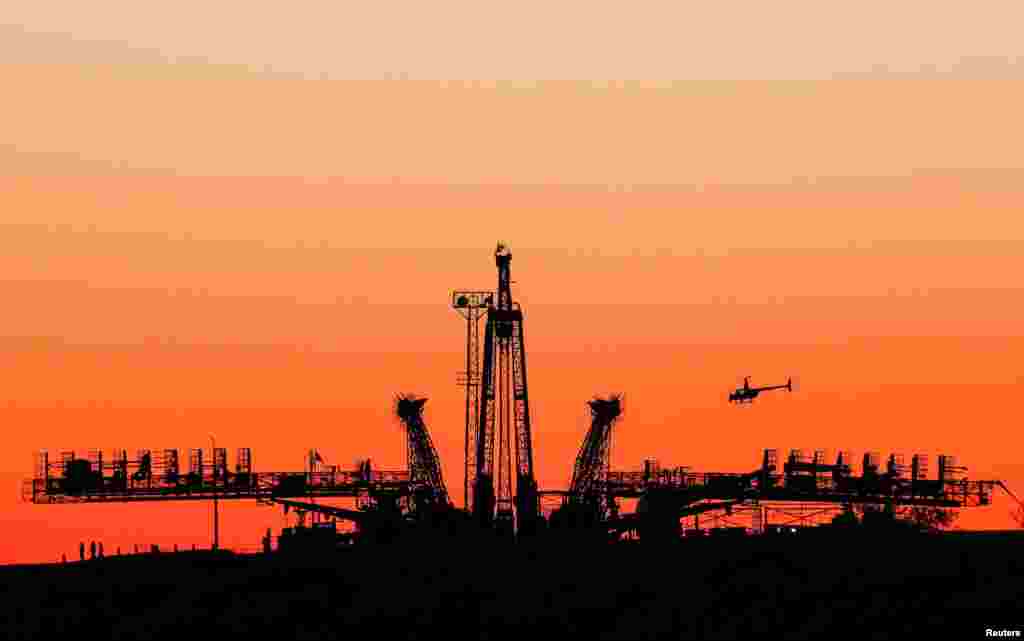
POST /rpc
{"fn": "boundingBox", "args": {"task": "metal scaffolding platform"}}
[595,449,995,509]
[25,448,415,505]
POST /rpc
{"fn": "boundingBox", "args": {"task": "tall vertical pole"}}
[452,291,490,514]
[209,433,219,551]
[464,311,473,510]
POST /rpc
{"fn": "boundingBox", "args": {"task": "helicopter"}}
[729,376,792,404]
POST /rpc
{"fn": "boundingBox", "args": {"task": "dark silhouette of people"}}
[116,546,121,556]
[61,553,66,564]
[263,528,272,554]
[89,541,96,560]
[98,542,104,559]
[79,542,85,561]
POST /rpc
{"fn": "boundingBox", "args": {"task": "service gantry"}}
[472,243,539,537]
[567,396,623,513]
[395,394,450,510]
[547,395,624,536]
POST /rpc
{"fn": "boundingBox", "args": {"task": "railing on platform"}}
[601,469,995,508]
[28,467,416,504]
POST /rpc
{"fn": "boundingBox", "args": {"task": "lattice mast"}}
[474,243,538,534]
[395,394,450,506]
[451,290,491,512]
[568,395,623,504]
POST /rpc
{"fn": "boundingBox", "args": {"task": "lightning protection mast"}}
[451,290,491,512]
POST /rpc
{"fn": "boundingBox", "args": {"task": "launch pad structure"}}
[21,243,1021,546]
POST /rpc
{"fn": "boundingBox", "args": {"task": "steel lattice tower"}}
[568,395,623,507]
[395,394,449,507]
[451,290,491,511]
[474,243,539,536]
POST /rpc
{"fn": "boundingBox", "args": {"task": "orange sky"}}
[3,22,1024,562]
[3,177,1024,563]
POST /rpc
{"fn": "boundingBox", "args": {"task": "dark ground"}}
[1,531,1021,639]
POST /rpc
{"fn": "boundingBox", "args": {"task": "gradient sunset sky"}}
[3,2,1024,563]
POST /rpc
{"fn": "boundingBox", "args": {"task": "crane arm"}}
[272,498,382,525]
[606,500,742,534]
[998,481,1024,511]
[679,499,742,518]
